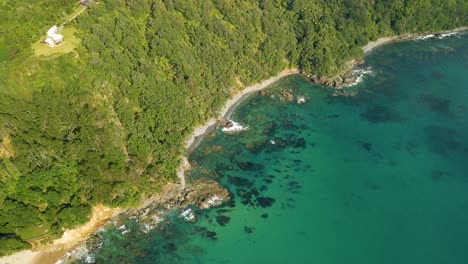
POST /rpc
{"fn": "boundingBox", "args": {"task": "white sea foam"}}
[118,224,130,235]
[56,244,95,264]
[437,32,459,39]
[199,195,224,209]
[345,67,374,87]
[151,215,163,224]
[180,208,196,222]
[297,96,306,104]
[222,120,249,133]
[84,255,96,263]
[416,34,435,40]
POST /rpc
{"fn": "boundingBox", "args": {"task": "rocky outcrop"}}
[304,59,365,88]
[305,70,358,88]
[183,178,230,209]
[116,178,230,227]
[280,89,294,101]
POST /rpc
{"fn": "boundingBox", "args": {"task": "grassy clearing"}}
[32,27,80,57]
[18,223,52,241]
[0,135,15,158]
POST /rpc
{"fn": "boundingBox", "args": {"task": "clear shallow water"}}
[80,34,468,264]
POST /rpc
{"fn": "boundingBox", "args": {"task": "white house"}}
[44,25,64,47]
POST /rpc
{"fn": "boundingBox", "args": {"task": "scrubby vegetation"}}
[0,0,466,255]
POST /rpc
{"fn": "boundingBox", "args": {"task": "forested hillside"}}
[0,0,466,255]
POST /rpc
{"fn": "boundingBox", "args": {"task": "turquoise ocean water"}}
[79,34,468,264]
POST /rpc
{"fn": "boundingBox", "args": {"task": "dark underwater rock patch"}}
[257,197,276,208]
[223,199,236,208]
[361,105,402,123]
[238,188,260,206]
[260,213,269,219]
[236,161,265,171]
[264,178,273,184]
[287,181,302,192]
[228,176,254,188]
[206,231,218,240]
[418,94,452,116]
[244,226,255,234]
[290,138,306,148]
[425,125,461,156]
[195,226,207,234]
[357,141,372,152]
[216,215,231,226]
[164,243,178,251]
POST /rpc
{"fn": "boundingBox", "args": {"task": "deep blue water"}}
[77,33,468,264]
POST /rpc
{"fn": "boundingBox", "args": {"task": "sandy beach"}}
[0,205,121,264]
[362,27,467,54]
[0,250,38,264]
[183,68,299,153]
[362,36,402,54]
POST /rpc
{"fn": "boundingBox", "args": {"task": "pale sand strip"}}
[362,36,401,54]
[184,68,299,152]
[0,250,38,264]
[362,27,467,54]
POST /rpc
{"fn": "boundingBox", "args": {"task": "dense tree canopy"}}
[0,0,466,255]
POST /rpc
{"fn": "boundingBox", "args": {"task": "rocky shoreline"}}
[304,60,365,88]
[303,27,467,88]
[57,179,230,263]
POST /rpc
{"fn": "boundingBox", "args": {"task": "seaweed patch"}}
[257,197,276,208]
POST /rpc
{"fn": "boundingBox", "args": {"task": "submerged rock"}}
[244,226,255,234]
[257,197,275,208]
[215,215,231,226]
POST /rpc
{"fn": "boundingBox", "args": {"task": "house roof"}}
[45,25,63,44]
[51,34,64,42]
[47,25,59,37]
[44,38,54,46]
